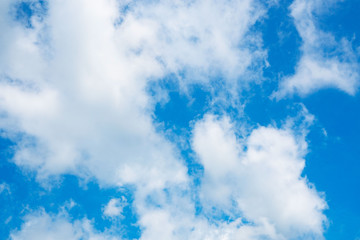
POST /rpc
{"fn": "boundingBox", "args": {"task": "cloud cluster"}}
[0,0,267,184]
[0,0,330,239]
[10,113,327,239]
[275,0,360,97]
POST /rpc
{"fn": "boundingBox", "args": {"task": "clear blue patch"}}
[302,90,360,240]
[260,0,302,78]
[316,0,360,48]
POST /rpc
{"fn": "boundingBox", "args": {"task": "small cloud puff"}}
[0,182,10,194]
[103,197,127,218]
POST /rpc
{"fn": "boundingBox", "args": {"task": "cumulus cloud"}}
[275,0,360,98]
[10,211,115,240]
[192,114,327,239]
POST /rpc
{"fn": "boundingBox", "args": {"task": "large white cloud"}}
[0,0,266,185]
[192,114,327,239]
[275,0,360,98]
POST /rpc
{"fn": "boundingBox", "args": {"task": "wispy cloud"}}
[0,182,10,194]
[274,0,359,98]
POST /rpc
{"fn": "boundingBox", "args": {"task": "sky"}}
[0,0,359,239]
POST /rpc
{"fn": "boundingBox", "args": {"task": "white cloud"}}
[0,0,45,85]
[0,0,192,189]
[10,211,115,240]
[0,0,267,186]
[129,182,286,240]
[103,197,127,218]
[116,0,266,82]
[275,0,360,98]
[104,112,327,240]
[136,207,284,240]
[192,114,327,239]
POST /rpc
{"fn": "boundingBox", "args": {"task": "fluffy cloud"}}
[192,114,327,239]
[114,112,327,240]
[10,211,115,240]
[0,0,187,188]
[0,0,266,185]
[103,197,127,218]
[275,0,360,97]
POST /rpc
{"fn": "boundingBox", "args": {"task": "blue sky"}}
[0,0,359,239]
